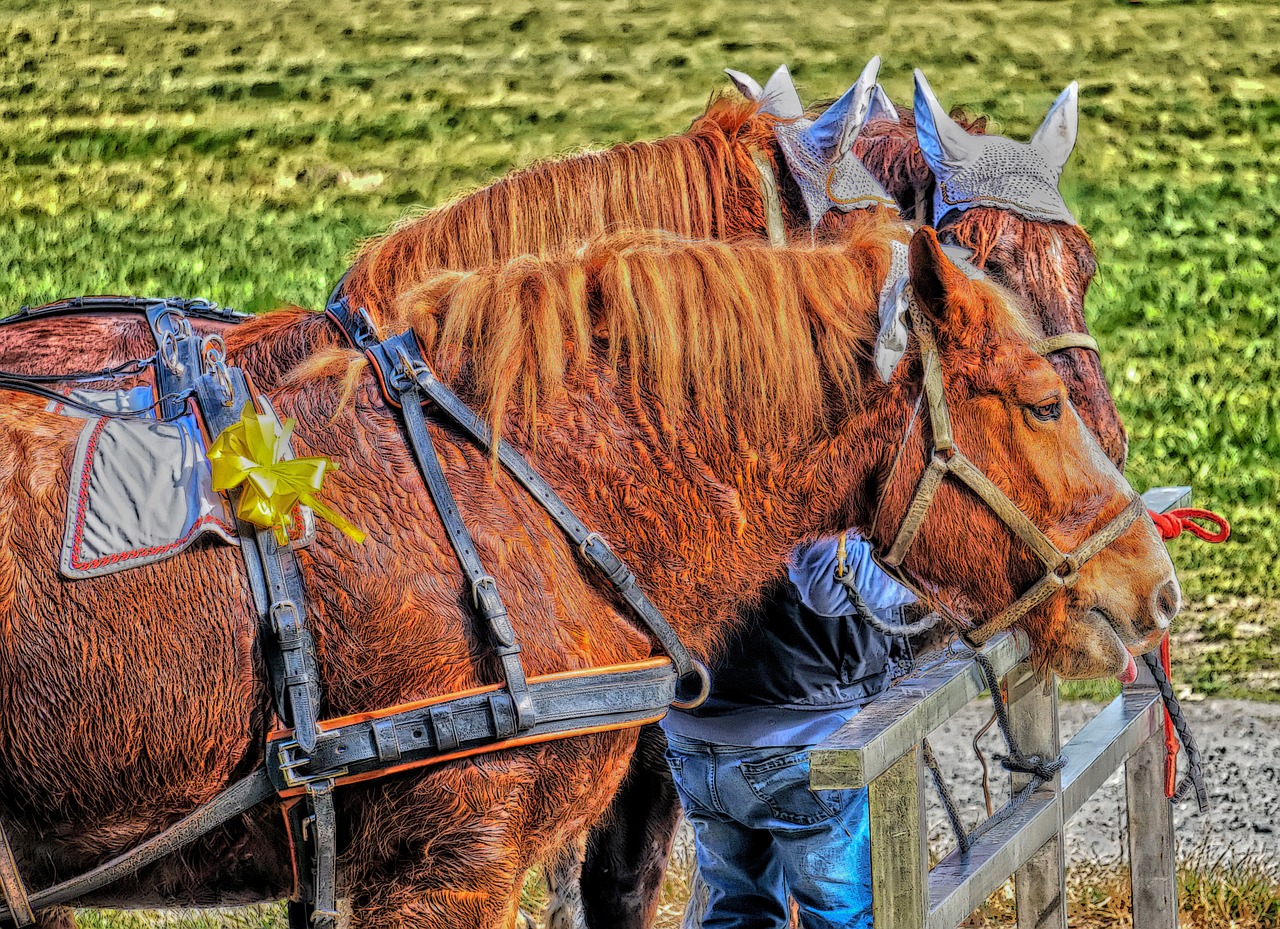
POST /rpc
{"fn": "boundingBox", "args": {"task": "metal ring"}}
[158,329,184,376]
[670,660,712,711]
[202,333,227,365]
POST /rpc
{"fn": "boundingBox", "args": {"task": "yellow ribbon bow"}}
[208,403,366,546]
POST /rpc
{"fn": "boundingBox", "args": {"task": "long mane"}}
[382,216,904,452]
[343,98,781,323]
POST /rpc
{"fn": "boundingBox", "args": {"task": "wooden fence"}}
[809,486,1191,929]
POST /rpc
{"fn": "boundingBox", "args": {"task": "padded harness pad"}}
[58,388,237,579]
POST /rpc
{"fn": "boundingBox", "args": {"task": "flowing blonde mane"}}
[342,98,783,324]
[385,217,905,451]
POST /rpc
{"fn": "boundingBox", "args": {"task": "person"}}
[662,534,914,929]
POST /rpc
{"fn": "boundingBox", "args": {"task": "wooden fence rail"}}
[810,486,1191,929]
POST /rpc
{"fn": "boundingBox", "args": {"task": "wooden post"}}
[1007,664,1066,929]
[868,743,928,929]
[1125,661,1179,929]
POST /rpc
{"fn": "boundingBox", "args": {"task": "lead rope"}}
[1142,651,1210,812]
[838,566,1063,855]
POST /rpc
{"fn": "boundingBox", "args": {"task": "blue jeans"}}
[666,733,873,929]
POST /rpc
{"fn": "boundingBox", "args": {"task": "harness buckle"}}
[276,740,347,790]
[472,575,497,609]
[271,600,301,637]
[202,336,236,407]
[392,344,430,392]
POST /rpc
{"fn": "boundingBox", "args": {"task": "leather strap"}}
[0,770,275,925]
[306,782,339,929]
[397,388,536,730]
[750,149,787,247]
[1031,332,1099,357]
[2,295,248,328]
[0,821,33,928]
[193,357,325,755]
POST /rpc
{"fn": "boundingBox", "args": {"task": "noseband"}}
[872,293,1145,647]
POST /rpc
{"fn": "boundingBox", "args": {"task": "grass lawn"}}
[1,0,1276,704]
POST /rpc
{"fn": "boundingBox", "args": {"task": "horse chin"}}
[1046,606,1160,681]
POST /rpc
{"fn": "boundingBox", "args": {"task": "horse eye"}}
[1030,400,1062,422]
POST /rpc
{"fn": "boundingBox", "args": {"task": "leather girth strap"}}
[327,296,709,708]
[186,352,334,929]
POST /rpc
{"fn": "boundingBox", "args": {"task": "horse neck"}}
[344,120,775,318]
[482,359,907,659]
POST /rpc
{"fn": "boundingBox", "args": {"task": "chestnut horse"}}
[0,226,1175,929]
[0,82,1132,929]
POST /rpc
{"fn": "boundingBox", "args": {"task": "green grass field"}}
[1,0,1277,697]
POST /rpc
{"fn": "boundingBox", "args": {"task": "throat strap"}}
[1031,332,1099,357]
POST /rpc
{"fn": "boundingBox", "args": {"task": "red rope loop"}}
[1148,507,1231,543]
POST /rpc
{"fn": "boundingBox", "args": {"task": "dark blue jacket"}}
[662,536,915,745]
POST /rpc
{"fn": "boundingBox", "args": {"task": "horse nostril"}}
[1152,578,1180,629]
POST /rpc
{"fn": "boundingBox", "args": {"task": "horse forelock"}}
[854,105,989,219]
[341,96,780,329]
[381,219,902,455]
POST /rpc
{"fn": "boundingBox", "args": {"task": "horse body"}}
[0,226,1175,928]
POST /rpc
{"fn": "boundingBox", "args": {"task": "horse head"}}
[866,226,1175,679]
[908,70,1127,469]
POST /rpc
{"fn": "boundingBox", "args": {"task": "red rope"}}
[1148,507,1231,543]
[1146,505,1229,796]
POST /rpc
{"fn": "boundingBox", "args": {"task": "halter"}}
[872,292,1145,647]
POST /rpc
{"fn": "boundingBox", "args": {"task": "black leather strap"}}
[0,770,275,925]
[0,820,33,927]
[355,327,704,701]
[2,295,248,327]
[193,362,326,755]
[268,659,677,791]
[397,386,536,730]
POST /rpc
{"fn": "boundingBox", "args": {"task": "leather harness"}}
[0,295,703,928]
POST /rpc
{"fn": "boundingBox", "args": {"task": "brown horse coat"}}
[0,227,1174,929]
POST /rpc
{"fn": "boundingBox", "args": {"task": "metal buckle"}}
[276,740,347,790]
[201,335,236,407]
[271,600,300,636]
[578,532,604,560]
[392,343,430,392]
[471,575,497,608]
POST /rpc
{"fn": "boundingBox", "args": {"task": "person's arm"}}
[788,535,915,618]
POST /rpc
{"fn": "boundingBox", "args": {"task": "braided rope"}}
[923,738,972,854]
[1142,651,1210,812]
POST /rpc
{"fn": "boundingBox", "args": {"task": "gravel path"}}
[923,697,1280,863]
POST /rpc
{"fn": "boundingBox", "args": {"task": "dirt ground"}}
[922,697,1280,864]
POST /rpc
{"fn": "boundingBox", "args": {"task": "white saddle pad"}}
[57,388,238,579]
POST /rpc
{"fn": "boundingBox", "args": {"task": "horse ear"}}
[725,68,764,101]
[907,226,977,331]
[759,64,804,119]
[912,69,983,178]
[867,83,900,124]
[1029,81,1079,174]
[803,55,881,161]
